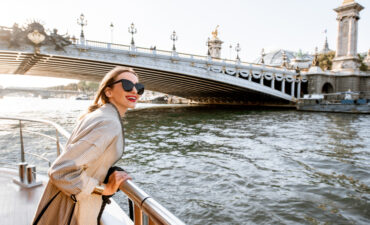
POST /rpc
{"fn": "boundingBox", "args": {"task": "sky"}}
[0,0,369,87]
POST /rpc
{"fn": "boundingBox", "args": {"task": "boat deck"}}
[0,168,46,225]
[0,168,134,225]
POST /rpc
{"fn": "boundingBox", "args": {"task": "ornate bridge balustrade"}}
[0,24,308,105]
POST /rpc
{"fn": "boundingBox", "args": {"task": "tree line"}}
[47,81,99,92]
[317,51,368,71]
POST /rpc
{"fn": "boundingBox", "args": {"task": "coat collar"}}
[101,103,122,119]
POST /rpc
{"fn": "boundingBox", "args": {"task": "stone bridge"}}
[0,24,308,105]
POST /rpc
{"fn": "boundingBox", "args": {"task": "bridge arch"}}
[0,26,301,105]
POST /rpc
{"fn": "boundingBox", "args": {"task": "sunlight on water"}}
[0,97,369,225]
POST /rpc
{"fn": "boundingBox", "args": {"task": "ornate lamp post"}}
[281,50,289,68]
[261,48,265,64]
[110,22,114,43]
[128,23,137,46]
[206,37,212,60]
[27,30,45,53]
[206,37,210,55]
[77,13,87,39]
[170,30,178,51]
[312,47,320,67]
[229,44,233,60]
[235,43,241,60]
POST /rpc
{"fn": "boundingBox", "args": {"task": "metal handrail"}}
[120,181,185,225]
[0,116,69,160]
[24,152,52,167]
[22,129,67,153]
[0,116,185,225]
[0,116,70,139]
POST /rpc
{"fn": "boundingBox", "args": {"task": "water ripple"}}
[1,98,369,225]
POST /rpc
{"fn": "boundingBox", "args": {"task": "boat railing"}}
[0,116,68,161]
[0,116,185,225]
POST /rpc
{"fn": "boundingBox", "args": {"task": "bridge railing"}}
[72,38,304,100]
[0,24,291,73]
[1,25,292,73]
[76,38,290,71]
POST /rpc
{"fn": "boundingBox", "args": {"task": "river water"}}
[0,97,369,225]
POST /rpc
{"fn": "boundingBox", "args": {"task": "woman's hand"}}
[102,171,132,196]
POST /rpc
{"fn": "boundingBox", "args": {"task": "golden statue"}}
[343,0,355,5]
[211,25,219,39]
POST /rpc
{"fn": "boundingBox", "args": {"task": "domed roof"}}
[254,49,313,67]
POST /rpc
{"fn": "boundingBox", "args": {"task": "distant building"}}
[254,49,313,70]
[305,0,369,98]
[320,30,332,54]
[254,26,334,71]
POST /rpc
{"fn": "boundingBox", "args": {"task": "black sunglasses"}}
[109,79,145,95]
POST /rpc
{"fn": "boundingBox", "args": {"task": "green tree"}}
[317,51,335,71]
[48,80,99,92]
[358,53,368,71]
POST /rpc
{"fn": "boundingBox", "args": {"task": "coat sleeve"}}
[48,118,121,201]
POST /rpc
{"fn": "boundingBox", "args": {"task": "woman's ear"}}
[105,87,112,98]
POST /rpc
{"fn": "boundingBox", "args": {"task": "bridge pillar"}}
[260,75,264,85]
[281,79,285,93]
[332,0,364,72]
[248,73,252,81]
[297,81,301,98]
[291,81,295,97]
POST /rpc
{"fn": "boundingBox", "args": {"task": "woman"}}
[32,66,144,225]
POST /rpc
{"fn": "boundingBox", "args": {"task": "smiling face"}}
[104,71,140,115]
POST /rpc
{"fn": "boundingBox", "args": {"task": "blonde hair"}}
[80,66,138,119]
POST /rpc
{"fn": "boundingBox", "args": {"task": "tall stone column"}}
[332,0,364,72]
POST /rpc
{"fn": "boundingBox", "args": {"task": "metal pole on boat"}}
[19,120,25,162]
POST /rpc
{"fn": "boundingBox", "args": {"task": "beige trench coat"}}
[32,103,125,225]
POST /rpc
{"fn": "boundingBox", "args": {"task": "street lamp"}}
[312,47,319,67]
[77,13,87,39]
[235,43,241,60]
[261,48,265,64]
[128,23,137,45]
[110,22,114,43]
[170,30,178,51]
[206,37,212,57]
[229,44,233,60]
[27,29,45,53]
[282,50,288,68]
